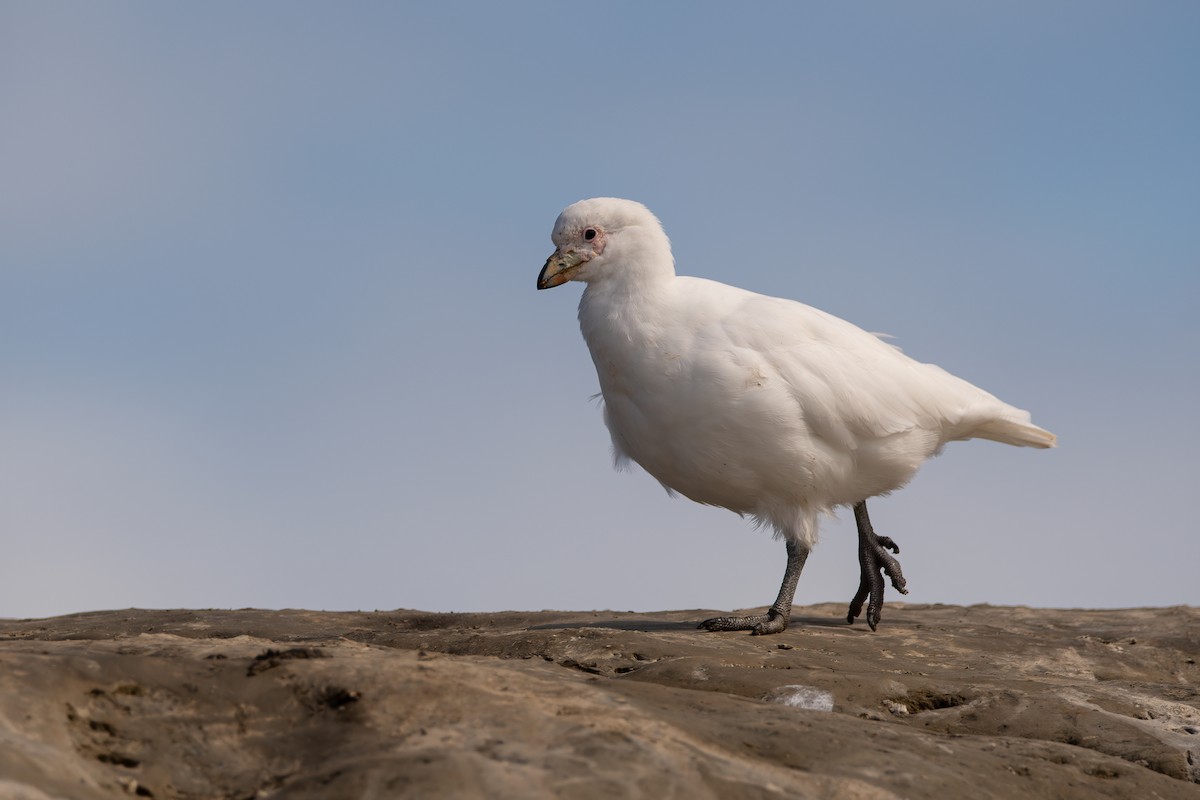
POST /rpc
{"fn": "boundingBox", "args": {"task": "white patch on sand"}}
[765,685,834,712]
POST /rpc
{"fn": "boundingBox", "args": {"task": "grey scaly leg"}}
[700,538,810,635]
[846,500,908,630]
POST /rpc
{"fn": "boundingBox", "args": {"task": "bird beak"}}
[537,248,586,290]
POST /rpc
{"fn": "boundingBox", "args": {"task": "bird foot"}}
[699,609,788,635]
[846,532,908,631]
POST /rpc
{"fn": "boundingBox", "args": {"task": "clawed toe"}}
[699,609,788,635]
[847,540,909,630]
[847,502,909,631]
[699,613,767,632]
[876,535,900,555]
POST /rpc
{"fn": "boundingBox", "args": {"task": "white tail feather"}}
[974,417,1057,449]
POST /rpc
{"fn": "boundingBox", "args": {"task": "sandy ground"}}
[1,603,1198,799]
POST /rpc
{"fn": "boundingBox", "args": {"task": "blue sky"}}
[2,3,1197,619]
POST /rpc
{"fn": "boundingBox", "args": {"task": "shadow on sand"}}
[528,612,856,633]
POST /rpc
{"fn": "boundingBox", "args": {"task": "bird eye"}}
[584,228,597,241]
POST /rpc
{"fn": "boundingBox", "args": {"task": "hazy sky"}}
[3,3,1197,620]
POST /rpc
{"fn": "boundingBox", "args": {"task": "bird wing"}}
[679,278,1014,453]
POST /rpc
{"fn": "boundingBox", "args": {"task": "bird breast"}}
[579,287,826,512]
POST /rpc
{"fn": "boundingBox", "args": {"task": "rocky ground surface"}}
[1,604,1198,799]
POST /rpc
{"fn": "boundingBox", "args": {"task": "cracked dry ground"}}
[0,604,1197,799]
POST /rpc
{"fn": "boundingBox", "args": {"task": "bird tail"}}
[972,416,1057,449]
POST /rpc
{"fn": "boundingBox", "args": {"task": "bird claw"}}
[877,535,900,555]
[699,614,766,632]
[847,533,908,631]
[699,610,788,635]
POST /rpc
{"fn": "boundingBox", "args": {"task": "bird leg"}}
[699,538,810,635]
[846,501,908,630]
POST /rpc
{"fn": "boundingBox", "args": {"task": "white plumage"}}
[538,197,1054,634]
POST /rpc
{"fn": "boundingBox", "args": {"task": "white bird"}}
[537,198,1055,635]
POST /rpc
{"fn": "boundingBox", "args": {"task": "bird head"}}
[537,198,674,290]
